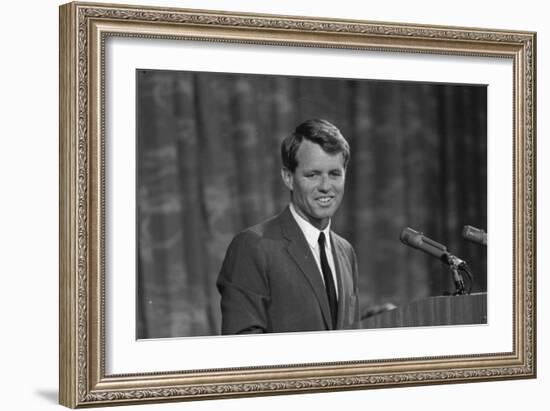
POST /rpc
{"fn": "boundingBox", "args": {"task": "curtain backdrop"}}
[136,69,487,338]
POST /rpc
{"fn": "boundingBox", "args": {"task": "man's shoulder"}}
[232,210,287,243]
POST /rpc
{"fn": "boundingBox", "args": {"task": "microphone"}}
[462,225,487,246]
[400,227,471,295]
[400,227,465,267]
[400,227,447,260]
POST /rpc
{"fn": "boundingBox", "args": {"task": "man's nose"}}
[318,175,330,191]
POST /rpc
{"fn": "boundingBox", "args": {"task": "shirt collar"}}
[289,203,331,249]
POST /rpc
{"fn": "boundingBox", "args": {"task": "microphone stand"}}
[445,254,467,295]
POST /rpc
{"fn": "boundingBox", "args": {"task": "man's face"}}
[282,140,346,230]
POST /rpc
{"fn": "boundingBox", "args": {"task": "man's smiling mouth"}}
[316,196,334,205]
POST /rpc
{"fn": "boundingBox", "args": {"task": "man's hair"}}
[281,119,350,173]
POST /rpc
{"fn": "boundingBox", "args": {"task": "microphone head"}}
[462,225,487,246]
[400,227,448,259]
[400,227,423,248]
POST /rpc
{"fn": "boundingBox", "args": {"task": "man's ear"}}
[281,167,293,191]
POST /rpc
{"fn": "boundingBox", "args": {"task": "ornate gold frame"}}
[59,1,536,408]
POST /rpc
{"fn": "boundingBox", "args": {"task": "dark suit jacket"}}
[217,206,360,334]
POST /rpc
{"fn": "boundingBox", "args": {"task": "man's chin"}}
[311,208,336,220]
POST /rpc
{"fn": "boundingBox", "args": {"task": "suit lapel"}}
[330,234,348,330]
[279,208,333,329]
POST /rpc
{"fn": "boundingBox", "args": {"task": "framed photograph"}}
[59,1,536,408]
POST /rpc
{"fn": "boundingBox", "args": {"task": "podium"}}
[361,292,487,329]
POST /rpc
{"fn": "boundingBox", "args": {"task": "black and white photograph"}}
[54,1,537,408]
[136,70,487,339]
[2,0,546,410]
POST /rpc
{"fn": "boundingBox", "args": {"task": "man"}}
[217,119,360,334]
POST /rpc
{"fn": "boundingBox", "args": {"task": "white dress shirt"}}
[289,203,339,298]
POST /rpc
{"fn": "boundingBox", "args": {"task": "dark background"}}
[136,69,487,339]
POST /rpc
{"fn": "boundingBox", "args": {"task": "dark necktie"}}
[318,232,338,328]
